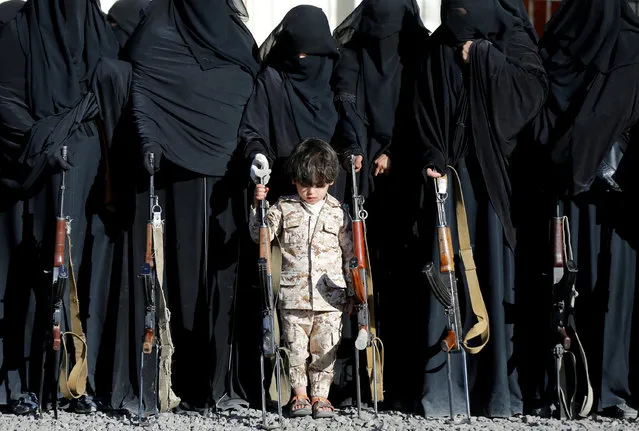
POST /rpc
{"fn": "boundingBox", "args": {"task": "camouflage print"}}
[249,194,355,312]
[281,309,343,399]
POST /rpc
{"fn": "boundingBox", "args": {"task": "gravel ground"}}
[1,407,639,431]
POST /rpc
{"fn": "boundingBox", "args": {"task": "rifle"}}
[255,172,283,429]
[550,201,592,419]
[348,155,382,417]
[422,174,471,422]
[38,145,70,419]
[137,152,160,423]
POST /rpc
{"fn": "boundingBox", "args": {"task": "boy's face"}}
[294,182,332,204]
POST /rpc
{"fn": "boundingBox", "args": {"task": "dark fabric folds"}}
[173,0,259,74]
[107,0,150,48]
[0,0,24,26]
[414,13,547,249]
[538,0,639,195]
[332,0,429,198]
[127,0,258,176]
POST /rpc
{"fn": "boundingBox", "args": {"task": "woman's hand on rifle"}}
[254,183,269,207]
[353,155,363,172]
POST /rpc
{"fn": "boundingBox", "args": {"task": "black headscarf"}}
[440,0,537,50]
[107,0,150,47]
[540,0,639,112]
[0,0,24,26]
[17,0,119,119]
[334,0,426,142]
[173,0,259,75]
[260,5,339,142]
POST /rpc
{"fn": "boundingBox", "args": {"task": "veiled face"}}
[441,0,499,44]
[361,0,407,38]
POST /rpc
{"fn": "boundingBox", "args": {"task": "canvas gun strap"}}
[60,220,88,399]
[363,219,384,401]
[561,216,594,418]
[268,243,292,405]
[449,167,490,354]
[152,218,181,411]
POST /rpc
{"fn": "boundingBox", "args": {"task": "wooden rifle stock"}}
[145,223,154,267]
[54,218,66,268]
[437,226,455,274]
[351,221,367,303]
[552,215,571,350]
[258,226,271,274]
[552,217,564,269]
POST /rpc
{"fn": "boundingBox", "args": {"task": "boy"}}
[250,138,353,419]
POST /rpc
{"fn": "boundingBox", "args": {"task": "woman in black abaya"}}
[413,0,547,417]
[124,0,259,411]
[239,5,339,201]
[331,0,430,410]
[531,0,639,419]
[0,0,129,414]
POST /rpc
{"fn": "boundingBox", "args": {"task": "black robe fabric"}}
[521,0,639,413]
[239,5,339,200]
[413,0,548,417]
[330,0,431,411]
[0,0,23,26]
[332,0,429,199]
[114,0,259,411]
[0,0,130,407]
[107,0,150,49]
[127,0,258,177]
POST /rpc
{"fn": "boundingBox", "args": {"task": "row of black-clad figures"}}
[0,0,638,422]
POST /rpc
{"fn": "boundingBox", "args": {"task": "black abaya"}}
[414,0,547,417]
[120,0,259,410]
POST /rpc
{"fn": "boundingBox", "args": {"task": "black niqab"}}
[18,0,119,119]
[0,0,24,26]
[440,0,537,50]
[173,0,259,75]
[334,0,426,142]
[107,0,150,47]
[261,5,338,142]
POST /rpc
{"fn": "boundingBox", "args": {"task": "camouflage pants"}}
[280,309,343,398]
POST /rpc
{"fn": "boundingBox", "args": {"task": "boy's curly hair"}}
[286,138,339,187]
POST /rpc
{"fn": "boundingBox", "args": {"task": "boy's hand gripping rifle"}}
[137,152,160,423]
[349,155,383,417]
[551,203,592,419]
[39,145,70,419]
[422,174,471,421]
[253,161,284,430]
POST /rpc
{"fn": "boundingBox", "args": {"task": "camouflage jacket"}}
[250,194,354,312]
